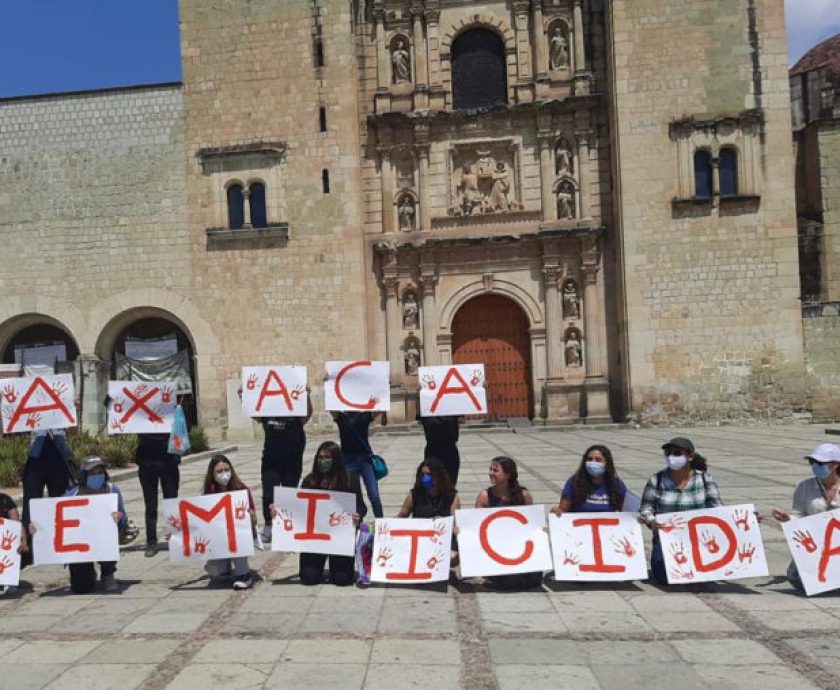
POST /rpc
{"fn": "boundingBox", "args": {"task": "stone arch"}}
[0,312,81,365]
[439,279,542,333]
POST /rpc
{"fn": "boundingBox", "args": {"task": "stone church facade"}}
[0,0,813,438]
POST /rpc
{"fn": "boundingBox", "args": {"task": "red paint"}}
[255,370,294,413]
[179,494,237,557]
[573,517,625,573]
[294,491,331,541]
[334,361,377,410]
[4,377,75,433]
[479,509,534,566]
[818,518,840,583]
[385,528,436,580]
[119,386,163,425]
[687,516,737,572]
[54,498,91,554]
[429,368,482,414]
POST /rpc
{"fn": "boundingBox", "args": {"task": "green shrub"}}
[188,425,208,454]
[99,434,138,468]
[0,434,28,488]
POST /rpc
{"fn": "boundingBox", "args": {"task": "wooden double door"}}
[452,294,533,420]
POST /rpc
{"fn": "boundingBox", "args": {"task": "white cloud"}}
[785,0,840,64]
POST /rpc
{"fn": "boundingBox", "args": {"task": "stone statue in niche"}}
[398,195,416,231]
[565,331,582,368]
[454,164,482,216]
[555,139,573,177]
[562,280,580,319]
[557,179,576,220]
[489,161,512,212]
[392,38,411,83]
[402,291,419,329]
[404,337,421,376]
[549,27,569,70]
[449,147,522,216]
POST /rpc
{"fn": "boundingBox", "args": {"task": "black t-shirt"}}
[0,493,17,519]
[336,412,373,456]
[261,418,305,464]
[136,434,180,465]
[420,416,460,448]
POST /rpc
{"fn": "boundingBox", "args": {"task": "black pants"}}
[21,460,71,530]
[69,561,117,594]
[486,572,543,590]
[261,461,302,525]
[138,461,180,543]
[299,552,355,586]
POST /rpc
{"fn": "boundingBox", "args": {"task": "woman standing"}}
[552,444,626,515]
[418,415,461,485]
[332,411,384,518]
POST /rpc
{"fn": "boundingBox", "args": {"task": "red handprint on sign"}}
[732,508,751,532]
[52,381,68,397]
[793,529,818,554]
[160,386,173,403]
[0,531,18,551]
[562,551,581,566]
[421,374,436,390]
[738,543,756,564]
[328,511,350,527]
[470,370,484,387]
[167,515,182,532]
[246,373,258,391]
[377,522,391,538]
[25,413,41,429]
[658,516,686,533]
[194,537,209,554]
[376,546,393,567]
[289,384,305,402]
[172,436,182,450]
[2,385,17,403]
[669,567,695,581]
[235,501,247,521]
[112,398,124,414]
[670,541,688,565]
[700,530,720,554]
[426,550,445,570]
[0,555,13,574]
[430,520,448,544]
[135,384,149,396]
[612,535,636,558]
[277,509,294,532]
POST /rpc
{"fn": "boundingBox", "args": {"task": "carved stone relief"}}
[448,144,523,217]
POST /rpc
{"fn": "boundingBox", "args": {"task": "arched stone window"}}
[227,183,245,229]
[451,28,507,110]
[694,150,713,199]
[249,182,267,228]
[719,147,739,197]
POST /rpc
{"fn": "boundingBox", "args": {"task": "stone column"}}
[79,354,107,434]
[577,131,591,219]
[512,2,532,101]
[538,131,556,221]
[375,10,388,90]
[532,1,548,80]
[242,188,252,227]
[411,7,428,88]
[379,146,394,233]
[383,277,401,380]
[415,123,431,231]
[420,273,438,366]
[543,266,563,378]
[582,266,602,378]
[573,0,585,71]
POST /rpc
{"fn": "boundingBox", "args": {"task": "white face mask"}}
[215,471,232,486]
[666,454,688,471]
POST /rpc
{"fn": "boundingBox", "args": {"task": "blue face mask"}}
[812,463,832,479]
[420,474,434,489]
[86,474,106,490]
[585,461,606,477]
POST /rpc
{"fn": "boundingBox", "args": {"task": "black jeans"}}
[261,462,303,525]
[21,461,71,530]
[69,561,117,594]
[138,461,180,543]
[299,552,355,586]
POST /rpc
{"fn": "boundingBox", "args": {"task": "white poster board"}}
[107,380,177,434]
[324,360,390,412]
[371,517,454,584]
[418,365,487,417]
[30,494,119,565]
[0,518,23,587]
[456,505,552,578]
[271,487,357,556]
[657,504,768,584]
[164,491,255,563]
[782,509,840,596]
[241,366,308,417]
[549,512,648,582]
[1,374,77,433]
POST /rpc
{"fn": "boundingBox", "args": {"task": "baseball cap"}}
[805,443,840,463]
[81,456,106,472]
[661,437,695,453]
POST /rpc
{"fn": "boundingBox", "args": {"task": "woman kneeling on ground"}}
[552,444,626,515]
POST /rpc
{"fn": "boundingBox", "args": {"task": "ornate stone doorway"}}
[452,294,532,420]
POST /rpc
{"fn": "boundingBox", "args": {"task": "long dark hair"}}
[570,445,623,511]
[411,457,456,502]
[302,441,351,491]
[492,456,527,506]
[203,454,248,494]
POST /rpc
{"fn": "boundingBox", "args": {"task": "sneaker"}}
[144,542,158,558]
[261,524,272,542]
[232,574,253,590]
[102,574,118,593]
[0,586,9,596]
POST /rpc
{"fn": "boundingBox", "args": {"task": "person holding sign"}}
[201,455,258,589]
[772,443,840,592]
[332,411,384,518]
[639,437,723,585]
[417,414,462,485]
[278,441,365,586]
[475,456,542,589]
[552,445,627,515]
[0,492,28,595]
[135,432,182,558]
[59,457,127,593]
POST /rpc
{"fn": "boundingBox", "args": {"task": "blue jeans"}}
[344,453,383,518]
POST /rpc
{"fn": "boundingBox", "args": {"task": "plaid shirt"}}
[639,470,723,526]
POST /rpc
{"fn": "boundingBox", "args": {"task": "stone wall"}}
[803,307,840,421]
[818,121,840,300]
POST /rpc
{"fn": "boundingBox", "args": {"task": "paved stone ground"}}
[2,424,840,689]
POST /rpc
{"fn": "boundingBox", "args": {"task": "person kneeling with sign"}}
[62,457,127,594]
[552,444,627,516]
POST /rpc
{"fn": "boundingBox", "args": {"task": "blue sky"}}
[0,1,837,99]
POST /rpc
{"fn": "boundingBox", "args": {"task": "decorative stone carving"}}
[391,38,411,84]
[402,290,419,329]
[404,335,421,375]
[398,193,416,231]
[555,138,573,177]
[448,145,522,216]
[565,329,582,367]
[556,178,576,220]
[562,279,580,319]
[489,161,513,212]
[549,26,569,70]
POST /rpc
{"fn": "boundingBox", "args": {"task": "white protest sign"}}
[419,365,487,417]
[657,504,768,584]
[456,505,552,577]
[782,509,840,596]
[549,512,647,582]
[107,380,177,434]
[1,374,77,433]
[30,493,119,565]
[241,366,308,417]
[371,517,453,584]
[164,490,255,563]
[271,487,357,556]
[0,518,23,587]
[324,361,390,412]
